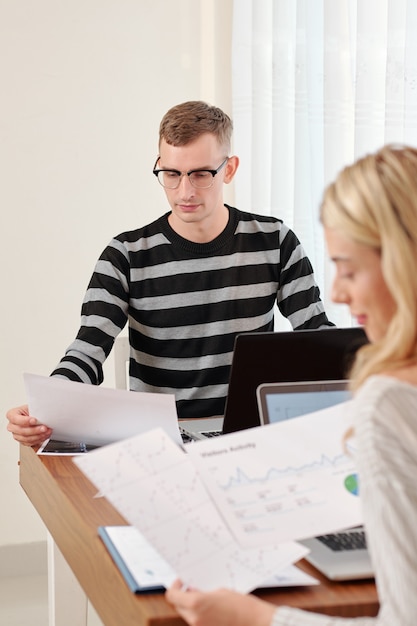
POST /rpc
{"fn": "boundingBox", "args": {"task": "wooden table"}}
[19,444,379,625]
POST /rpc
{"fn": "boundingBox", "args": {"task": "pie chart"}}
[344,473,359,496]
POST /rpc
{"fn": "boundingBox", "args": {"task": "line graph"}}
[188,402,363,548]
[219,452,350,491]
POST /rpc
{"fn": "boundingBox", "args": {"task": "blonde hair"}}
[158,101,233,152]
[320,145,417,389]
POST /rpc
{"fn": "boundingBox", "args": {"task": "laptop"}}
[256,379,374,581]
[223,326,368,433]
[256,380,351,425]
[180,327,368,442]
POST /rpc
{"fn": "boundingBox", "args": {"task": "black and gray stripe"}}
[52,205,332,418]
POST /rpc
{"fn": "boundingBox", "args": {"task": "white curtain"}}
[232,0,417,329]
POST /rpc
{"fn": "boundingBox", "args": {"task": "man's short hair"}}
[159,101,233,151]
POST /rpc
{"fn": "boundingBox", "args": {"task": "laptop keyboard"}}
[181,432,194,444]
[317,530,367,552]
[180,429,222,444]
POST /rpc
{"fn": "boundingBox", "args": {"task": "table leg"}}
[47,532,88,626]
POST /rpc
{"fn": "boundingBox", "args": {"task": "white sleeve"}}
[271,606,375,625]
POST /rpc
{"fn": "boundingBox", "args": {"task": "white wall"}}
[0,0,233,548]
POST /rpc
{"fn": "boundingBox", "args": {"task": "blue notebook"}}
[98,525,176,593]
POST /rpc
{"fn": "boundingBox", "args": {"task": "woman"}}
[166,144,417,625]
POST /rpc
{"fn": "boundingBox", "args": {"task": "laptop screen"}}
[257,380,351,425]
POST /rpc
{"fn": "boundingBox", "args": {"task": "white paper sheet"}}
[74,428,308,593]
[187,401,362,548]
[24,372,181,446]
[260,565,319,588]
[99,526,319,591]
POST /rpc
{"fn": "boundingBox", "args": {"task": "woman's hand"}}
[166,579,276,626]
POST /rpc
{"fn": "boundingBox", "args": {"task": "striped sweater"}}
[52,205,333,418]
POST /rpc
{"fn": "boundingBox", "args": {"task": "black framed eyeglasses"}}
[153,157,229,189]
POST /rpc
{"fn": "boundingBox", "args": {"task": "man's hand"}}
[6,404,52,447]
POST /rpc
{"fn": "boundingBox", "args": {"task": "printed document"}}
[74,401,360,590]
[24,372,181,447]
[187,401,361,548]
[74,428,308,593]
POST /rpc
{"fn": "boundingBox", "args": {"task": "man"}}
[7,100,333,446]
